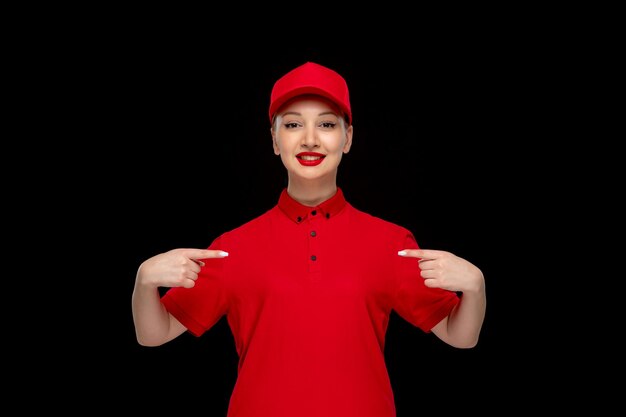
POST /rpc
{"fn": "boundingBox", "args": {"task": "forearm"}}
[131,280,174,347]
[445,283,487,348]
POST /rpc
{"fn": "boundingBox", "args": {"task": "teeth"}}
[301,155,321,161]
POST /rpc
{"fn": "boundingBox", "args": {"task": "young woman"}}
[132,61,486,417]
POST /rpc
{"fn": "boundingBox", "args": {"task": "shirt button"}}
[311,210,317,216]
[310,231,316,237]
[296,216,302,222]
[325,213,330,219]
[311,255,317,261]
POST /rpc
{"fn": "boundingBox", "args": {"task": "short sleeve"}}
[392,233,460,332]
[160,236,230,337]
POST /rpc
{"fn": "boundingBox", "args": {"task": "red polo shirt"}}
[161,188,459,417]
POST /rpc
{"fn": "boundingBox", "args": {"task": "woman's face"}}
[271,95,353,182]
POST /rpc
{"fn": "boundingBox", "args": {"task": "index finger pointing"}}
[182,248,229,260]
[397,249,440,260]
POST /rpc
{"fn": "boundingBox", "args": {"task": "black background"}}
[54,33,558,414]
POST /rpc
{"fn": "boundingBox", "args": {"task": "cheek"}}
[273,133,288,153]
[324,136,347,153]
[273,139,292,163]
[275,132,300,152]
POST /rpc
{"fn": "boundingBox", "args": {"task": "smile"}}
[296,152,325,166]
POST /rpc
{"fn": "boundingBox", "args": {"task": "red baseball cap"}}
[269,62,352,124]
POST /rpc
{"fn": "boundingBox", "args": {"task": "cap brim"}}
[270,86,351,123]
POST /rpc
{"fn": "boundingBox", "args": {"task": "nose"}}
[301,125,320,148]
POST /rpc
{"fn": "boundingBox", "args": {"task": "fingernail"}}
[219,251,229,257]
[397,251,407,256]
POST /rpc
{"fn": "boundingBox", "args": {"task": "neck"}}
[286,177,338,207]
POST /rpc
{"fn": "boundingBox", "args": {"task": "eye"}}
[284,122,300,129]
[320,122,336,129]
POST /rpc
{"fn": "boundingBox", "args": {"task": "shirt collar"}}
[278,187,347,224]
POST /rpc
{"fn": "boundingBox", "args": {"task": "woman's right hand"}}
[136,248,229,289]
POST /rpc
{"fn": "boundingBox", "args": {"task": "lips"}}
[296,152,325,167]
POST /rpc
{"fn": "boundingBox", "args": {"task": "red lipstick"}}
[296,152,325,167]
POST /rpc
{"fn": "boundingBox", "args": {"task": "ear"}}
[342,125,354,154]
[271,127,280,155]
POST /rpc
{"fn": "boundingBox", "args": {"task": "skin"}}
[132,95,486,349]
[271,95,353,206]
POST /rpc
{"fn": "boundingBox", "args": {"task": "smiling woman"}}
[131,61,487,417]
[271,95,352,194]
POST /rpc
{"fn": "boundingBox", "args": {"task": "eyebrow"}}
[281,111,338,117]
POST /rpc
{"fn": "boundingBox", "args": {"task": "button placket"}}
[308,209,321,274]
